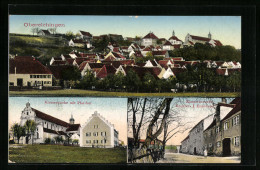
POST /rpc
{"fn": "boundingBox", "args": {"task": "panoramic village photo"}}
[8,16,241,97]
[127,97,241,163]
[8,97,127,163]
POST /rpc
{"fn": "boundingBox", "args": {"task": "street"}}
[157,153,241,163]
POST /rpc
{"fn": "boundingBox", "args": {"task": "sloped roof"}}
[222,98,241,121]
[163,40,173,46]
[51,60,67,66]
[66,124,80,132]
[190,35,210,42]
[112,52,126,59]
[9,56,52,74]
[72,39,86,44]
[173,44,181,49]
[40,30,51,35]
[48,65,74,79]
[123,66,161,79]
[152,51,167,56]
[32,108,69,127]
[80,31,92,37]
[169,36,182,41]
[143,32,159,39]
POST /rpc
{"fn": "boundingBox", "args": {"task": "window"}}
[86,140,91,144]
[86,132,91,136]
[94,125,98,129]
[217,141,221,147]
[30,75,32,78]
[93,140,98,144]
[234,136,240,146]
[93,132,98,136]
[48,75,51,78]
[101,132,106,136]
[233,116,239,126]
[209,143,212,148]
[216,126,220,134]
[224,122,229,130]
[9,82,14,86]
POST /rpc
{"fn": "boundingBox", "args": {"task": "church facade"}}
[18,102,80,144]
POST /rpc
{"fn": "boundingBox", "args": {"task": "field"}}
[9,89,240,97]
[9,144,127,163]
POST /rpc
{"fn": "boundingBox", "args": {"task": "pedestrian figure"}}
[204,148,208,158]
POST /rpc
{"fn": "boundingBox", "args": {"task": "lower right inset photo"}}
[127,97,241,163]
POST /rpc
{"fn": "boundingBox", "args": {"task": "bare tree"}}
[31,27,39,36]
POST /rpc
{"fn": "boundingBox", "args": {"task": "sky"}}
[9,15,241,49]
[9,97,127,144]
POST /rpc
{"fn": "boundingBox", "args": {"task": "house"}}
[144,59,160,68]
[184,32,222,47]
[180,135,190,153]
[37,29,51,36]
[185,114,215,155]
[79,30,93,42]
[203,98,241,156]
[69,39,92,48]
[163,40,174,51]
[168,30,183,45]
[96,65,117,79]
[17,102,80,144]
[160,67,186,79]
[107,34,124,41]
[79,62,104,77]
[80,111,119,148]
[104,52,126,61]
[152,51,169,58]
[9,56,53,87]
[141,32,159,46]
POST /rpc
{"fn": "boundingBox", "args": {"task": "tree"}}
[125,69,142,92]
[61,66,81,88]
[31,27,39,36]
[226,71,241,92]
[24,120,37,145]
[65,31,75,40]
[11,123,25,144]
[143,72,156,92]
[113,72,126,90]
[48,28,57,35]
[79,70,97,89]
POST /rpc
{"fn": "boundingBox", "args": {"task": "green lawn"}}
[9,144,127,163]
[9,89,240,97]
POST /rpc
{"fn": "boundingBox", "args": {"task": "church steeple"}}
[172,30,175,36]
[69,114,75,124]
[208,31,212,39]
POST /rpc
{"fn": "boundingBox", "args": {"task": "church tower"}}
[208,31,212,39]
[69,114,75,124]
[172,30,175,36]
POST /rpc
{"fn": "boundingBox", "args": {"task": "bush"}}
[9,140,15,144]
[44,138,51,144]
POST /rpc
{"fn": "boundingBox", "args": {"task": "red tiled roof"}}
[163,40,173,46]
[172,57,183,61]
[80,31,92,37]
[66,58,75,65]
[216,68,227,75]
[143,32,159,39]
[87,63,104,69]
[214,40,223,46]
[96,65,116,79]
[173,44,181,49]
[9,56,52,74]
[48,65,74,79]
[188,41,194,45]
[40,30,51,35]
[74,58,90,66]
[112,52,126,59]
[190,35,210,42]
[170,68,186,75]
[169,36,181,41]
[152,51,167,56]
[66,124,80,132]
[123,66,161,79]
[113,47,120,53]
[51,60,67,66]
[142,47,152,51]
[53,57,62,60]
[32,108,69,127]
[104,55,116,61]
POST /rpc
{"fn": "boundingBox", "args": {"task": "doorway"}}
[222,138,231,156]
[194,147,197,155]
[17,78,23,86]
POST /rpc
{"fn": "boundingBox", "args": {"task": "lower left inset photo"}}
[8,97,127,163]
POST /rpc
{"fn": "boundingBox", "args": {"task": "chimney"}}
[221,98,227,103]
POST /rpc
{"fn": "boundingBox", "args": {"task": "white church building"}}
[18,102,80,144]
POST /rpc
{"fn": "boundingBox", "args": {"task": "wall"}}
[9,74,52,87]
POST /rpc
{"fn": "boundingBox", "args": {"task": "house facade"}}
[80,111,119,148]
[203,98,241,156]
[9,56,53,87]
[141,32,159,46]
